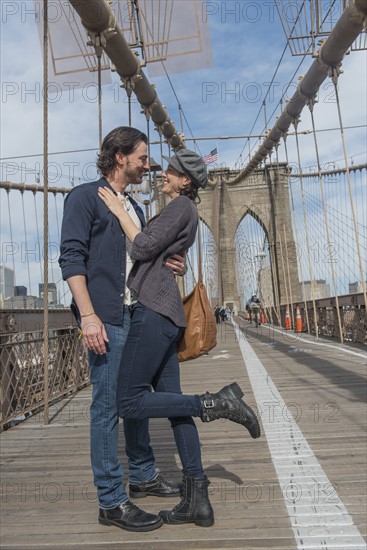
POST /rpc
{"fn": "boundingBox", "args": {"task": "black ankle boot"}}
[199,382,261,439]
[159,476,214,527]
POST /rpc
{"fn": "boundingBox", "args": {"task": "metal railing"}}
[0,327,88,431]
[239,293,366,345]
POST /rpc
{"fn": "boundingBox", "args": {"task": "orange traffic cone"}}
[295,304,303,333]
[285,306,291,330]
[261,311,265,324]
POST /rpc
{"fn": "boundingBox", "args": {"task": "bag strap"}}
[197,209,203,282]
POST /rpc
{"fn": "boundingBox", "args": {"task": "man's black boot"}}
[199,382,261,439]
[159,476,214,527]
[99,500,163,532]
[129,474,182,498]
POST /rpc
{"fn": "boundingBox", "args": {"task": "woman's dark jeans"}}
[117,303,204,478]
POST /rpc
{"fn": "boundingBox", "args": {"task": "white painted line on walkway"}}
[260,323,366,359]
[233,320,367,550]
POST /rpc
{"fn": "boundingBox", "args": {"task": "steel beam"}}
[68,0,184,149]
[234,0,367,182]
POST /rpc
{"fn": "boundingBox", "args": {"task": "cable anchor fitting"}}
[291,115,301,131]
[328,64,343,85]
[306,93,318,113]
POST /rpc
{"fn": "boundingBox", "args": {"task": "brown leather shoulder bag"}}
[178,210,217,362]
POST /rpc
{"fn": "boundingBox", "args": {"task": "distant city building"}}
[0,266,15,301]
[4,295,43,309]
[302,279,331,300]
[14,285,27,296]
[39,283,58,305]
[349,281,367,294]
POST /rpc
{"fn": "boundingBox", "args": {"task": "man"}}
[249,294,261,326]
[59,126,185,532]
[214,305,221,325]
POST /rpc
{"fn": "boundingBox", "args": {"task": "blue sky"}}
[1,0,365,184]
[0,0,366,302]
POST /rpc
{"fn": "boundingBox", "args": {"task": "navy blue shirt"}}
[59,177,145,325]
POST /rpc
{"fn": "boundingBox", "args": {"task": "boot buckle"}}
[203,398,215,409]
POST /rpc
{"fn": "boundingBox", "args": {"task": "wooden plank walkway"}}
[1,321,366,550]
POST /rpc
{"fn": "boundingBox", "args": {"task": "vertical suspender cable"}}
[48,220,55,295]
[278,222,290,324]
[270,242,281,325]
[310,0,316,54]
[283,221,295,326]
[277,216,291,322]
[97,42,103,147]
[197,210,203,283]
[33,192,43,282]
[6,191,17,288]
[43,0,49,425]
[178,103,184,135]
[145,115,152,220]
[201,218,207,292]
[263,100,268,132]
[126,79,132,127]
[146,115,151,177]
[333,81,367,311]
[294,120,319,337]
[53,193,66,302]
[252,216,258,292]
[21,191,32,295]
[284,137,310,333]
[309,107,344,343]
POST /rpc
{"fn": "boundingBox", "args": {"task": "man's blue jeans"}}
[88,306,156,509]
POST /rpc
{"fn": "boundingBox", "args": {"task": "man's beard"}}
[125,162,144,185]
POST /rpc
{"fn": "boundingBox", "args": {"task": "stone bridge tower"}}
[157,163,300,311]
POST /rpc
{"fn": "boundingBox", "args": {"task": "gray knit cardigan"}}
[128,194,198,327]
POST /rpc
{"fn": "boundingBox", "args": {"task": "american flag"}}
[203,148,218,165]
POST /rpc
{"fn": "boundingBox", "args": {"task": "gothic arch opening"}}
[235,211,273,310]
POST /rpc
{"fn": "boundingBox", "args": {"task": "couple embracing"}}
[59,126,260,533]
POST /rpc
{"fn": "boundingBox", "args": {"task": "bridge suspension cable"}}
[289,174,367,294]
[332,77,367,312]
[33,192,43,283]
[285,138,311,333]
[233,0,309,169]
[43,0,50,424]
[68,0,184,149]
[21,191,33,297]
[234,0,367,181]
[309,103,344,341]
[292,121,319,335]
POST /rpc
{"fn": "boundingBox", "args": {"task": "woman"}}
[98,148,260,528]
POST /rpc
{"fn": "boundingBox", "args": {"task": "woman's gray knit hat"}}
[162,149,207,188]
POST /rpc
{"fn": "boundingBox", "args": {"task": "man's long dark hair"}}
[97,126,148,177]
